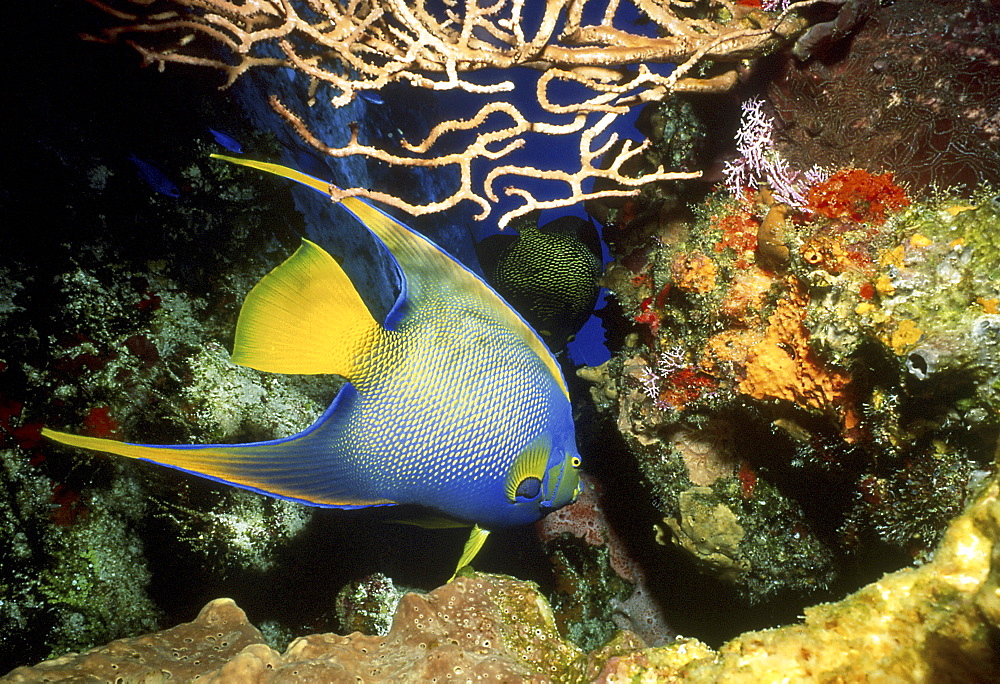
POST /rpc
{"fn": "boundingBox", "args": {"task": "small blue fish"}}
[127,153,181,198]
[44,155,583,575]
[357,89,385,105]
[207,127,244,154]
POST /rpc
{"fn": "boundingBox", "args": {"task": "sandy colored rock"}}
[598,468,1000,682]
[3,573,587,683]
[8,470,1000,683]
[2,598,265,682]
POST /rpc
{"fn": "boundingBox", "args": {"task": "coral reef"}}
[322,16,1000,661]
[585,149,999,607]
[5,0,999,678]
[595,458,1000,681]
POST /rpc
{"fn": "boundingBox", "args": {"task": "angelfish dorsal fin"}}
[231,239,381,378]
[211,154,568,399]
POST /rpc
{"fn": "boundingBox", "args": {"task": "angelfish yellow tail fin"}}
[232,239,382,377]
[42,428,142,458]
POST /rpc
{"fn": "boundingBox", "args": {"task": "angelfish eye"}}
[571,456,581,468]
[515,476,542,500]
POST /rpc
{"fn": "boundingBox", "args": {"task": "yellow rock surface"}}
[597,463,1000,682]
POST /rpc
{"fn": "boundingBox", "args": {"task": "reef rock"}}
[596,459,1000,682]
[8,464,1000,682]
[587,169,1000,609]
[3,573,590,683]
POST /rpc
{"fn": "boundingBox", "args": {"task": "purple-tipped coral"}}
[723,98,829,207]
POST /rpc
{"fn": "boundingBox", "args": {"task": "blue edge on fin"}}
[134,164,413,510]
[133,378,386,509]
[135,158,546,517]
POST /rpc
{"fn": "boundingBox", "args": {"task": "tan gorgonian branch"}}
[85,0,822,226]
[485,111,702,226]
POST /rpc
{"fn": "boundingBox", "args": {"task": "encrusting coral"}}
[596,451,1000,682]
[587,118,1000,601]
[3,573,593,682]
[738,277,853,416]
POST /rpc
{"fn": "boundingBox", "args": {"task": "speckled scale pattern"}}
[495,230,600,321]
[334,287,553,522]
[42,158,582,534]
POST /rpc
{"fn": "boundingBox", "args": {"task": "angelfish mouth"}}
[540,459,580,508]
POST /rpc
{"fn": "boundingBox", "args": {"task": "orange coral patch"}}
[976,297,1000,315]
[671,252,718,293]
[701,329,761,376]
[806,169,910,224]
[888,319,923,354]
[739,280,852,412]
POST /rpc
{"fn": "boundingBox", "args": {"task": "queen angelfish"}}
[43,155,583,577]
[476,215,602,353]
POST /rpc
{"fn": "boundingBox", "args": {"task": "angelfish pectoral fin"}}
[41,427,396,509]
[448,524,490,583]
